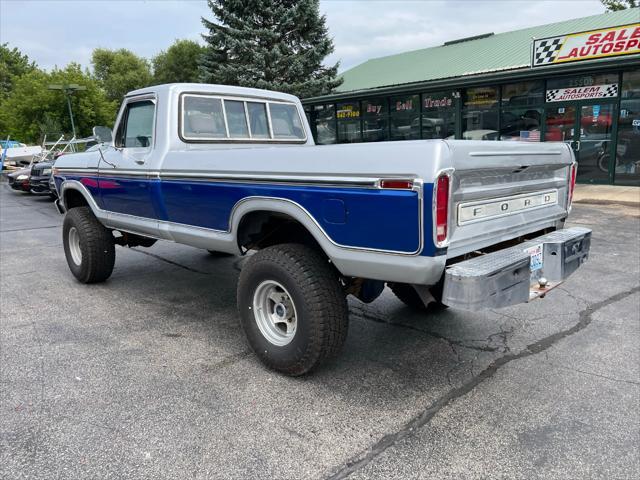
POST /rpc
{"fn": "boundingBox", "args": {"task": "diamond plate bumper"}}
[442,227,591,310]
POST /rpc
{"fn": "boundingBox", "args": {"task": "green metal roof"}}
[335,8,640,94]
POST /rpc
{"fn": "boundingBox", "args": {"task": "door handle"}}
[574,140,581,152]
[134,159,145,165]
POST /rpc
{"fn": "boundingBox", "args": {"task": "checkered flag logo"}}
[602,84,618,98]
[546,89,561,102]
[533,36,565,66]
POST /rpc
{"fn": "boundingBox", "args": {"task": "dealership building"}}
[303,9,640,186]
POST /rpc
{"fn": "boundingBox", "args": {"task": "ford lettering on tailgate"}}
[457,190,558,225]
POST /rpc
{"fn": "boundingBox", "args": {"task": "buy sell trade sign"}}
[532,23,640,67]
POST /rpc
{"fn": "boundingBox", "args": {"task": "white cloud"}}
[0,0,607,72]
[320,0,606,70]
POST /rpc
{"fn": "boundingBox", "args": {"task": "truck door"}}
[98,95,157,219]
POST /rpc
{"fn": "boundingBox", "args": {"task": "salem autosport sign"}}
[546,84,619,102]
[532,23,640,67]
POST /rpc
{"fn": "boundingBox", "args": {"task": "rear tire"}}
[63,207,115,283]
[237,243,348,375]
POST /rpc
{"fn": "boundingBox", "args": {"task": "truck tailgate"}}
[443,141,573,258]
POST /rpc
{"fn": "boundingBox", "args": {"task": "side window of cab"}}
[115,100,155,148]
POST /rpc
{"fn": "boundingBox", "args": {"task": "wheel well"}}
[64,188,90,210]
[237,211,324,253]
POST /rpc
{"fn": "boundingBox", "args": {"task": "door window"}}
[544,106,576,143]
[578,104,614,183]
[117,100,155,148]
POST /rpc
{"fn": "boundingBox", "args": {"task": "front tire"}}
[63,207,115,283]
[237,243,349,375]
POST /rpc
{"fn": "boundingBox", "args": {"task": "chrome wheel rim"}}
[252,280,297,346]
[68,226,82,266]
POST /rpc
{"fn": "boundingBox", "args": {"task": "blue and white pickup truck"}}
[53,83,591,375]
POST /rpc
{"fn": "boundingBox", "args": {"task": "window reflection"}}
[390,95,420,140]
[362,98,389,142]
[336,102,361,143]
[422,91,456,139]
[313,104,336,145]
[462,87,498,140]
[501,108,542,141]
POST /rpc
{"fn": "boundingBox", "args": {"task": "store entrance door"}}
[544,102,617,183]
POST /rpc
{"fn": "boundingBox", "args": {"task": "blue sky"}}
[1,0,607,73]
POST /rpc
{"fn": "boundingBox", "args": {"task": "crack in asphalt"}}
[130,248,210,274]
[546,363,640,387]
[349,308,500,353]
[326,285,640,480]
[1,224,60,233]
[199,349,253,373]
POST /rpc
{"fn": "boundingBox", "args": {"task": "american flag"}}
[520,130,541,142]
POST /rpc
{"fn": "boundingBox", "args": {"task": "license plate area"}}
[525,243,544,280]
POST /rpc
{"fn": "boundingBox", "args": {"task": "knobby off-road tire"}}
[63,207,115,284]
[389,281,448,311]
[237,243,349,376]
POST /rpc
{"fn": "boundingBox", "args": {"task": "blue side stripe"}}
[59,174,435,255]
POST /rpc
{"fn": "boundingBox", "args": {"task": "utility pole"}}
[48,84,87,139]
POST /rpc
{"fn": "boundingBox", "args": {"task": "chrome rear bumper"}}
[442,227,591,310]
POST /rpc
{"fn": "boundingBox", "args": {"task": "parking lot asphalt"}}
[1,183,639,480]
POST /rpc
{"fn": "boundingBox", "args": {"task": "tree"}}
[200,0,342,98]
[601,0,637,10]
[153,39,205,84]
[91,48,153,102]
[0,43,36,99]
[0,64,117,143]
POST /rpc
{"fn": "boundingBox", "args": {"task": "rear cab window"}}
[180,93,306,143]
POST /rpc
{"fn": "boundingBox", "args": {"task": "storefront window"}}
[501,81,544,107]
[421,91,456,139]
[389,94,420,140]
[313,104,336,145]
[362,98,389,142]
[336,102,361,143]
[462,86,498,140]
[501,108,542,141]
[616,70,640,186]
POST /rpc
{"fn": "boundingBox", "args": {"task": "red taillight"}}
[568,162,577,207]
[380,179,414,189]
[435,174,450,245]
